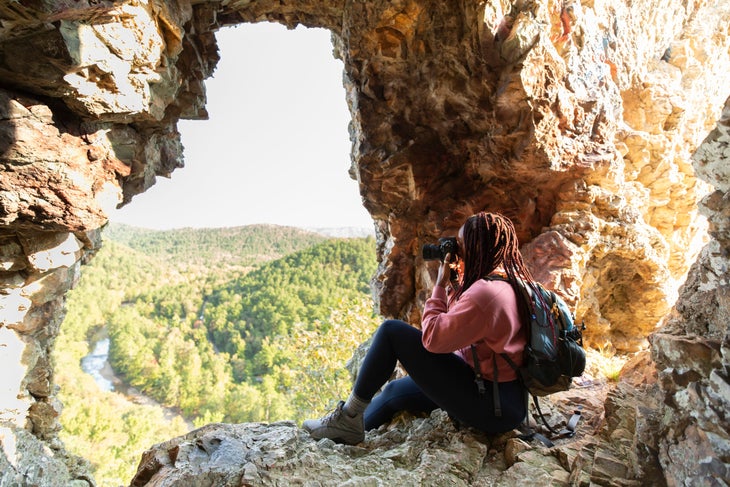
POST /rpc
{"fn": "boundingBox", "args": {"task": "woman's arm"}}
[422,278,518,354]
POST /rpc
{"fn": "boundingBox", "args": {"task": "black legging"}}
[355,320,526,433]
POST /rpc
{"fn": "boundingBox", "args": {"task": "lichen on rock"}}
[0,0,729,485]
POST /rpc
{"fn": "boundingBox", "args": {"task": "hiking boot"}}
[302,401,364,445]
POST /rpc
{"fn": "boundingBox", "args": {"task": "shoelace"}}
[320,401,346,425]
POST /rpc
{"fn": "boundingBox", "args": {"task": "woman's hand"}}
[436,254,455,288]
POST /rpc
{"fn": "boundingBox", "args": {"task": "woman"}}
[302,212,531,444]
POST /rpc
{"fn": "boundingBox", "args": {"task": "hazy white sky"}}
[111,22,373,231]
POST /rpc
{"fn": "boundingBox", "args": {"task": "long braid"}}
[454,213,537,317]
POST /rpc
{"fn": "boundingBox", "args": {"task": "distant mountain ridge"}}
[103,222,330,268]
[306,226,375,238]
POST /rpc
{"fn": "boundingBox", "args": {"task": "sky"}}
[111,23,373,231]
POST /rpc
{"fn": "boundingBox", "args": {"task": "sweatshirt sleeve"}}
[421,280,523,356]
[422,284,493,353]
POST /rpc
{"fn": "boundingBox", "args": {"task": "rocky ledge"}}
[0,1,728,485]
[129,366,656,487]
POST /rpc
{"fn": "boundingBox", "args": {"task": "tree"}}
[265,298,380,422]
[56,226,378,487]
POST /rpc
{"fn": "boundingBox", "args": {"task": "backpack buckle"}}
[474,376,486,395]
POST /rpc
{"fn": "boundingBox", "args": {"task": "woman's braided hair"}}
[454,212,537,306]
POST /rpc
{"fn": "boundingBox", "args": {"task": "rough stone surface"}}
[0,425,93,487]
[0,0,728,486]
[128,394,613,487]
[124,372,666,486]
[648,97,730,487]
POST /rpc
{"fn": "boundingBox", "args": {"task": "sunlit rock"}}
[0,0,728,485]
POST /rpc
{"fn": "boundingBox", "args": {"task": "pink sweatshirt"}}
[421,279,526,382]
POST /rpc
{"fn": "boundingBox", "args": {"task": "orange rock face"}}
[0,1,728,485]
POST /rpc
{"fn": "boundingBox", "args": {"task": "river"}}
[81,336,193,429]
[80,338,115,392]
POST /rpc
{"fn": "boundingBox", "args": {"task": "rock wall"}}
[0,0,728,485]
[649,97,730,484]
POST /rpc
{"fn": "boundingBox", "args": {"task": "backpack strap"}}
[500,352,583,445]
[529,401,583,444]
[470,344,502,417]
[532,395,559,435]
[492,354,501,417]
[480,276,581,440]
[470,344,486,396]
[557,405,582,438]
[499,351,519,372]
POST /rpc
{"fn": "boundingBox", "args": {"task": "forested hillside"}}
[103,222,327,269]
[204,238,376,379]
[55,224,379,487]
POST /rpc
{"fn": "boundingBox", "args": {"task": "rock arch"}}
[0,0,728,485]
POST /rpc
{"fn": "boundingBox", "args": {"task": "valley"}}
[55,223,379,486]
